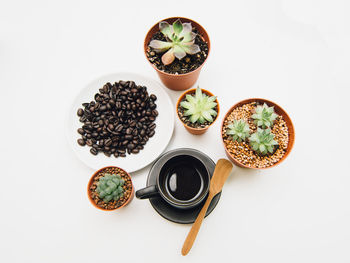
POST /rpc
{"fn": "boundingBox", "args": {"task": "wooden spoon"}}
[181,159,233,256]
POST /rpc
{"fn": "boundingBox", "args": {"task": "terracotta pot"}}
[176,88,219,135]
[87,166,134,211]
[221,98,295,169]
[144,17,210,91]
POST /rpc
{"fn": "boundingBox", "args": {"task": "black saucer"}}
[146,148,221,224]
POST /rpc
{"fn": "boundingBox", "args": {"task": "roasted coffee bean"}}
[149,123,156,130]
[77,128,85,135]
[126,128,132,135]
[116,124,123,132]
[148,130,155,137]
[77,139,86,146]
[104,138,112,146]
[90,148,98,155]
[77,108,84,116]
[132,149,139,154]
[152,110,158,116]
[86,139,93,146]
[149,116,155,122]
[150,94,157,101]
[125,135,133,140]
[127,143,135,150]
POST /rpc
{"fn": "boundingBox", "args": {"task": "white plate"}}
[66,73,174,172]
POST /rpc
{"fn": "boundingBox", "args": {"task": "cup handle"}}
[135,185,159,199]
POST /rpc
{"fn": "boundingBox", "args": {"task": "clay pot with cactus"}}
[176,86,219,135]
[88,166,134,211]
[221,99,295,169]
[144,17,210,90]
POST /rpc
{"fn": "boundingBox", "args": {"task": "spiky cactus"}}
[249,128,278,155]
[149,19,201,65]
[180,86,217,124]
[251,103,278,128]
[226,119,250,142]
[96,174,125,202]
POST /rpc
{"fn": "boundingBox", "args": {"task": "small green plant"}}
[149,19,200,65]
[249,128,278,155]
[96,174,125,202]
[251,103,278,128]
[180,87,217,124]
[226,119,250,142]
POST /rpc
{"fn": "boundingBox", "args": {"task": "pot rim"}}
[143,16,211,77]
[221,98,295,170]
[87,166,134,211]
[176,88,220,132]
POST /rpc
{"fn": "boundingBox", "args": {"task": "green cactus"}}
[249,128,279,155]
[251,103,278,128]
[96,174,125,202]
[226,119,251,142]
[180,86,217,124]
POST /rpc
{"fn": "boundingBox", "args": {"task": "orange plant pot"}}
[144,17,210,91]
[87,166,134,211]
[176,88,219,135]
[221,98,295,169]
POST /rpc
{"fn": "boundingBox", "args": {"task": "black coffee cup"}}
[136,154,210,209]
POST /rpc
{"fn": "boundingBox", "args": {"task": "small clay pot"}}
[176,88,219,135]
[221,98,295,169]
[144,17,210,91]
[87,166,134,211]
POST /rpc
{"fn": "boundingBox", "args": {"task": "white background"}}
[1,0,349,262]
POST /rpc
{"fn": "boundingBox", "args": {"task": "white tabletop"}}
[1,1,349,262]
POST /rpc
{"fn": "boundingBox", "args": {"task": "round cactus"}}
[96,174,125,203]
[180,86,217,124]
[249,128,279,155]
[226,119,250,142]
[251,103,278,128]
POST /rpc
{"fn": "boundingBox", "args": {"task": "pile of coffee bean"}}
[76,80,158,157]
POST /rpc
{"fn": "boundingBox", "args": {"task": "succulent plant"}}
[249,128,278,155]
[226,119,251,142]
[149,19,201,65]
[180,87,217,124]
[251,103,278,128]
[96,174,125,202]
